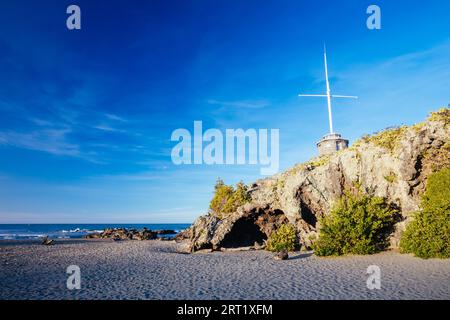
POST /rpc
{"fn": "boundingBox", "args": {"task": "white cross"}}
[299,45,358,134]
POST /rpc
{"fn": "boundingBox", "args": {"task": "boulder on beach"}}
[274,249,289,261]
[41,236,54,246]
[175,241,193,254]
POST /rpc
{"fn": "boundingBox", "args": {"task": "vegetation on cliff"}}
[352,108,449,153]
[400,168,450,259]
[209,179,251,219]
[427,107,450,126]
[313,189,398,256]
[266,224,297,252]
[353,126,407,152]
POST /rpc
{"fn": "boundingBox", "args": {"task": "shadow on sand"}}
[289,252,314,260]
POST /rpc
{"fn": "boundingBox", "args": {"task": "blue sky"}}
[0,0,449,223]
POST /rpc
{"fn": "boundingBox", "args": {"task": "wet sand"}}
[0,239,448,300]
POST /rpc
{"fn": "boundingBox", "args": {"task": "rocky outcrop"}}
[177,109,450,252]
[176,203,288,251]
[85,228,158,240]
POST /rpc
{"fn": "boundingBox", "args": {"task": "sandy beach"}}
[0,239,448,300]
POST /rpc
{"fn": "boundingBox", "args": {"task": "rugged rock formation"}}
[85,228,158,240]
[176,204,288,251]
[177,109,450,252]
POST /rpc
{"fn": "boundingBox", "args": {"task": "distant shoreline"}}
[0,223,191,240]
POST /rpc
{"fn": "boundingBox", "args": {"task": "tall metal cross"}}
[299,46,358,134]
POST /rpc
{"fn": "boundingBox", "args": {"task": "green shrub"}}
[400,168,450,259]
[209,179,251,219]
[266,224,297,252]
[313,190,397,256]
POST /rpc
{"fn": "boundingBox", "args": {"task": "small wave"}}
[0,235,15,240]
[60,228,103,234]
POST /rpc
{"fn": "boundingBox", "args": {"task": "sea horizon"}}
[0,223,192,240]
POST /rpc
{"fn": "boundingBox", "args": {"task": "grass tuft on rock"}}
[355,126,407,153]
[384,173,397,184]
[428,107,450,126]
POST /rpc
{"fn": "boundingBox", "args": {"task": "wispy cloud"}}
[0,128,80,157]
[207,99,270,109]
[105,113,127,122]
[334,40,450,123]
[92,124,126,133]
[30,118,54,127]
[0,99,140,161]
[89,171,165,182]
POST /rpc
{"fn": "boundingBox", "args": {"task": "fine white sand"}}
[0,239,448,300]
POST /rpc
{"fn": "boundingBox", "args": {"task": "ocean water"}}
[0,224,191,240]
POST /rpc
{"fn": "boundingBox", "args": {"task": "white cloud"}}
[105,113,127,122]
[92,124,122,132]
[0,128,80,157]
[207,99,270,109]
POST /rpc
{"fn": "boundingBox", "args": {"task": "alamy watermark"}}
[66,5,81,30]
[65,5,380,31]
[366,265,381,290]
[171,121,279,175]
[367,5,381,30]
[66,265,81,290]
